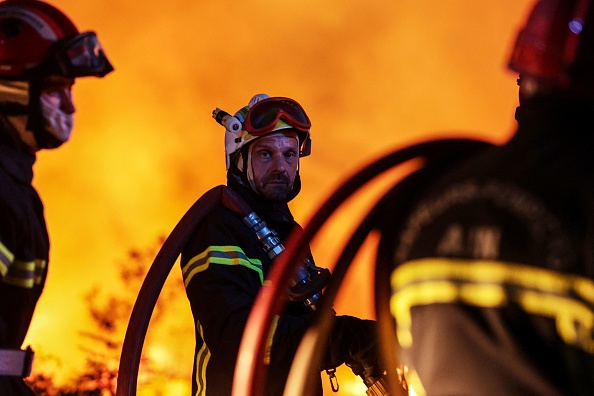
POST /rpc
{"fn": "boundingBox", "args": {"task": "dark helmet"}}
[508,0,594,97]
[0,0,113,80]
[0,0,113,151]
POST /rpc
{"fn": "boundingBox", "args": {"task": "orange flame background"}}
[24,0,534,394]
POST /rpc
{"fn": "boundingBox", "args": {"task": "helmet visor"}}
[244,97,311,135]
[54,31,114,78]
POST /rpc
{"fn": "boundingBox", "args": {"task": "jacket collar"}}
[0,144,35,185]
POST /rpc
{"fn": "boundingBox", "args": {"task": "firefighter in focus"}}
[0,0,113,394]
[181,94,383,395]
[377,0,594,395]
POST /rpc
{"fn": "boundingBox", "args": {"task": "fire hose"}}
[232,138,494,396]
[116,185,225,396]
[116,138,494,395]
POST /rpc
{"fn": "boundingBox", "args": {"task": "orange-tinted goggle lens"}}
[244,97,311,135]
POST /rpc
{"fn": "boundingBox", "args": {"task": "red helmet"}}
[0,0,113,79]
[509,0,594,92]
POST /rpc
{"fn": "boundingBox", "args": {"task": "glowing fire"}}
[24,0,533,393]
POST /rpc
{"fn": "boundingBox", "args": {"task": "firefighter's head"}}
[223,94,312,202]
[0,0,113,153]
[509,0,594,102]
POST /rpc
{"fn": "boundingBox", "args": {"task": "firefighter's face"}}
[39,75,76,146]
[250,133,299,202]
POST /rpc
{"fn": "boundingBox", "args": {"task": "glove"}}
[321,315,384,385]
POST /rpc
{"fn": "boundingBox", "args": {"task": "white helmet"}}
[214,93,312,169]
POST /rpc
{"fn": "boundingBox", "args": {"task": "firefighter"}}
[0,0,113,394]
[181,94,382,395]
[378,0,594,395]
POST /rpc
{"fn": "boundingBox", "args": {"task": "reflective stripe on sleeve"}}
[182,246,264,287]
[3,259,47,288]
[0,240,15,277]
[391,258,594,354]
[264,315,280,365]
[194,322,211,396]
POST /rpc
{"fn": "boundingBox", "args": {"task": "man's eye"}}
[41,85,60,94]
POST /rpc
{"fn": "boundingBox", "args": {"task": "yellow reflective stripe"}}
[194,322,211,396]
[3,259,46,288]
[192,317,277,395]
[391,280,461,347]
[575,278,594,303]
[391,258,594,353]
[406,367,427,396]
[0,261,7,278]
[182,246,263,287]
[34,259,47,285]
[520,290,594,350]
[264,315,280,365]
[0,240,15,277]
[393,259,572,293]
[182,249,210,287]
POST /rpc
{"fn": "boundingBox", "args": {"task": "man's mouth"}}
[263,175,289,186]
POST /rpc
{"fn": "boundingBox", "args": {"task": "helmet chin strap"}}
[246,144,259,193]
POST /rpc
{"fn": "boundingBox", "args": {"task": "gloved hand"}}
[321,315,384,385]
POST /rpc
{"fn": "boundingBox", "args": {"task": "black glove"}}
[322,315,384,385]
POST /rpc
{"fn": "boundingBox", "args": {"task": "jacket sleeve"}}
[181,207,316,378]
[181,209,264,359]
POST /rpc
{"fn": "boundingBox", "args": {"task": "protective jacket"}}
[0,138,48,395]
[181,175,321,396]
[383,96,594,396]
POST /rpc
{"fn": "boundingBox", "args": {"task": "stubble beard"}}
[258,175,293,202]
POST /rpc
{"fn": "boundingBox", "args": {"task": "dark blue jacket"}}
[383,97,594,396]
[0,142,48,395]
[181,177,319,396]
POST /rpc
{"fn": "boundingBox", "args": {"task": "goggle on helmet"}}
[215,94,312,170]
[0,0,113,79]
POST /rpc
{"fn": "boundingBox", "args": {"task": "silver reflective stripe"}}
[0,347,34,377]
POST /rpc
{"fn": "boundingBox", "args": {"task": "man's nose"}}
[60,90,76,114]
[271,154,287,173]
